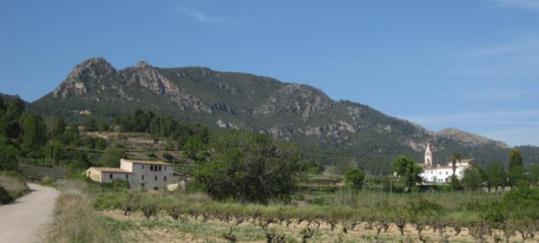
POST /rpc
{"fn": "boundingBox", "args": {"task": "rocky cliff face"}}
[31,58,521,173]
[435,128,509,148]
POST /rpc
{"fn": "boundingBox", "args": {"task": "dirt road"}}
[0,183,59,243]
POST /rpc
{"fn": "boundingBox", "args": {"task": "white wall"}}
[420,166,468,183]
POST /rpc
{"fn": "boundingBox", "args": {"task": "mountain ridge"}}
[28,58,537,173]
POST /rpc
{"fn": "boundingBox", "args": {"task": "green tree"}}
[97,121,110,132]
[94,138,108,150]
[195,131,303,203]
[20,113,48,154]
[0,136,18,171]
[2,97,24,121]
[183,135,205,160]
[46,139,64,166]
[83,117,98,132]
[99,144,126,167]
[508,149,525,188]
[344,168,366,190]
[0,98,5,117]
[482,162,506,192]
[527,163,539,185]
[0,97,25,139]
[392,156,423,192]
[60,126,81,146]
[50,117,66,138]
[461,166,482,191]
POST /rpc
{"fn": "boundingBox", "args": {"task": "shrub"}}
[0,138,18,171]
[461,166,482,191]
[40,176,56,187]
[392,156,422,192]
[195,131,303,204]
[0,185,14,204]
[344,168,365,190]
[110,179,129,191]
[0,171,29,199]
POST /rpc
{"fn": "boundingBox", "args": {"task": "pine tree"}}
[508,149,524,187]
[50,117,66,137]
[21,114,48,153]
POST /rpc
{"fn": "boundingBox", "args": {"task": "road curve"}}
[0,183,59,243]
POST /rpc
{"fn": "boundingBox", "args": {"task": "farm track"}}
[0,183,59,243]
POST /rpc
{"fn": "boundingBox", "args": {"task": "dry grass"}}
[0,171,29,203]
[45,182,122,243]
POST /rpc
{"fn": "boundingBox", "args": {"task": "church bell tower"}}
[424,143,433,168]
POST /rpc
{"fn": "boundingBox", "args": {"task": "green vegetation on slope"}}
[27,58,539,173]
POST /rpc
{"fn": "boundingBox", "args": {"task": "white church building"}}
[420,144,472,184]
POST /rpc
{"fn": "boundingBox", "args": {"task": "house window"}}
[164,176,167,181]
[142,165,144,169]
[125,174,128,180]
[109,174,113,179]
[142,175,145,180]
[141,183,145,188]
[155,175,158,181]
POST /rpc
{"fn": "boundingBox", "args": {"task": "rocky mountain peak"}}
[66,57,115,81]
[52,57,115,98]
[136,60,152,69]
[124,62,180,95]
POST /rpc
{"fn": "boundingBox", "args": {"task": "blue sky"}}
[1,0,539,146]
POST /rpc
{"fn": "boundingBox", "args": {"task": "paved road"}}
[0,183,59,243]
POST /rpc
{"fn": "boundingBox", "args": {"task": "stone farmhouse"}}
[85,158,174,191]
[419,144,472,183]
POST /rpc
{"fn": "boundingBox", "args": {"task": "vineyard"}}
[93,185,539,242]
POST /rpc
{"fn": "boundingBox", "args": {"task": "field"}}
[36,128,538,242]
[43,178,535,243]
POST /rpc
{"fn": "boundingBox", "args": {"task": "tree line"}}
[0,96,100,171]
[459,149,539,192]
[388,149,539,193]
